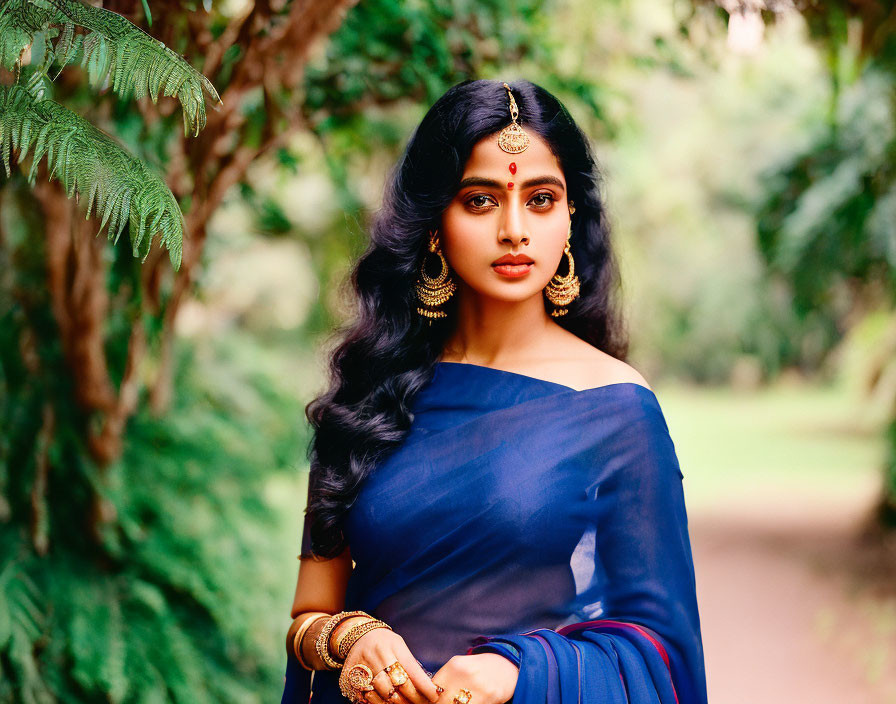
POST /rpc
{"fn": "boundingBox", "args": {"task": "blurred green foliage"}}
[745,2,896,522]
[0,175,309,699]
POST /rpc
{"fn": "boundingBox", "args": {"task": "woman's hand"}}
[431,653,519,704]
[341,627,441,704]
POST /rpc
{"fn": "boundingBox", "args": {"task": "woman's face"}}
[439,131,571,305]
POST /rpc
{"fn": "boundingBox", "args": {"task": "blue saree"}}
[281,361,707,704]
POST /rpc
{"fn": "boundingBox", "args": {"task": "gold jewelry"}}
[384,661,410,686]
[453,688,473,704]
[415,229,456,323]
[568,199,576,215]
[497,82,530,153]
[316,610,370,669]
[336,618,392,660]
[293,612,330,671]
[328,615,370,658]
[543,224,580,317]
[339,663,375,702]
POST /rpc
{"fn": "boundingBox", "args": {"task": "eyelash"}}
[466,192,556,211]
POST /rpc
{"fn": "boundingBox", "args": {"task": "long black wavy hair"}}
[300,78,629,560]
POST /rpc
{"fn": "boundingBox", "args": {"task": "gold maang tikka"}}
[497,82,530,154]
[414,229,456,323]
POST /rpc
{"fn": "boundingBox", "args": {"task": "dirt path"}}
[689,484,896,704]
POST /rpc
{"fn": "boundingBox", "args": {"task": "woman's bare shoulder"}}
[550,331,652,392]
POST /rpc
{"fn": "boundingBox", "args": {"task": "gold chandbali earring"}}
[497,82,530,154]
[544,200,581,317]
[415,229,456,323]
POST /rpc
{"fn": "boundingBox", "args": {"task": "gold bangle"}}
[331,616,372,656]
[316,611,370,669]
[336,618,393,660]
[293,613,330,671]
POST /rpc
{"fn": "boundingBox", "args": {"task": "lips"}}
[491,255,534,279]
[492,253,534,266]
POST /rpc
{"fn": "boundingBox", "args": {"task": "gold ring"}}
[341,663,376,702]
[384,662,409,686]
[453,688,473,704]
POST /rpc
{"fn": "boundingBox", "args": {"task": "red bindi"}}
[509,162,517,174]
[507,182,514,189]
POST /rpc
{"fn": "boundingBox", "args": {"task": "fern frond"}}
[0,0,222,136]
[68,581,129,701]
[0,84,184,270]
[0,555,52,702]
[0,560,43,648]
[0,0,66,69]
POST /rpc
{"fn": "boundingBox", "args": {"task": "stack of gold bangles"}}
[292,610,387,673]
[291,610,474,704]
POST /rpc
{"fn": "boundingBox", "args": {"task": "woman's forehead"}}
[462,132,563,177]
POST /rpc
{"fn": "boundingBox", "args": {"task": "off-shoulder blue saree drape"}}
[281,362,707,704]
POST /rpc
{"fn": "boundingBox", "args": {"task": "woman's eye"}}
[467,195,495,209]
[531,193,555,208]
[464,192,555,210]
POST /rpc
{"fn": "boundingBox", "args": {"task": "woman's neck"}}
[440,290,560,365]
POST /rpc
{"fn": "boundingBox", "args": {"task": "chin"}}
[484,286,542,303]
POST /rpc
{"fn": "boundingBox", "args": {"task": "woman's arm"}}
[281,493,353,703]
[291,544,353,618]
[285,541,352,669]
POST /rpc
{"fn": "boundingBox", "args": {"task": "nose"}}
[499,199,529,247]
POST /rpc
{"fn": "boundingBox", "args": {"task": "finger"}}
[386,691,409,704]
[377,657,431,704]
[340,659,391,704]
[371,668,412,704]
[415,659,435,679]
[393,651,441,704]
[363,689,388,704]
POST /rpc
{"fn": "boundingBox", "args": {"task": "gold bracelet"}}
[315,610,370,669]
[336,618,393,660]
[293,613,330,671]
[330,616,371,656]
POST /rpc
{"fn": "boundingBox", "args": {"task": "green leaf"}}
[0,84,184,270]
[0,0,219,135]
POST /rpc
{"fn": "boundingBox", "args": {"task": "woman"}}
[281,79,708,704]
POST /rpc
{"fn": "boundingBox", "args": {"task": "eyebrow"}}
[457,175,566,191]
